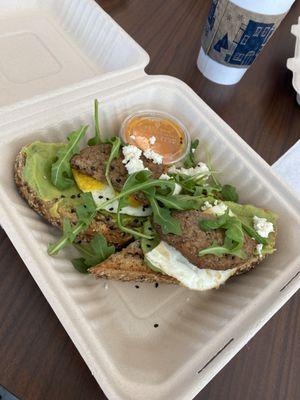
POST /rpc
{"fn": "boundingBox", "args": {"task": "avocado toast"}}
[14,101,278,291]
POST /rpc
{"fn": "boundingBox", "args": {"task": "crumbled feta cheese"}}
[144,149,163,164]
[159,174,181,195]
[256,243,263,258]
[149,136,156,145]
[122,144,148,174]
[122,144,142,162]
[253,216,274,238]
[159,173,171,180]
[202,202,228,216]
[173,183,182,195]
[125,158,147,174]
[130,135,136,140]
[201,201,213,211]
[192,148,196,153]
[168,162,210,177]
[214,200,219,206]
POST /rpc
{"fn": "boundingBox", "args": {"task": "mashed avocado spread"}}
[226,201,277,255]
[23,141,80,202]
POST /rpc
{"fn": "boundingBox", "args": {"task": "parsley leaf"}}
[183,139,199,168]
[51,125,88,190]
[72,234,115,273]
[221,184,239,202]
[88,99,102,145]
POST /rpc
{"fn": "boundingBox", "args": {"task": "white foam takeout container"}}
[0,1,299,400]
[287,17,300,105]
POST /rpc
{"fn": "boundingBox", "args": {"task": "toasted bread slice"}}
[88,240,262,285]
[89,241,179,284]
[14,148,133,246]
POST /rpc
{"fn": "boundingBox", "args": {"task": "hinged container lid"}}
[0,0,149,112]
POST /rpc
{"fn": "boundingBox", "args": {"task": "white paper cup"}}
[197,0,296,85]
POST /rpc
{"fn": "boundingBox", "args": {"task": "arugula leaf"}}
[105,137,122,188]
[88,99,102,145]
[62,218,77,243]
[155,194,214,211]
[242,223,267,245]
[48,173,177,255]
[75,192,97,226]
[141,220,160,254]
[198,242,247,259]
[149,197,181,235]
[205,146,221,187]
[51,125,88,190]
[221,184,239,202]
[72,234,115,273]
[183,139,200,168]
[198,212,246,259]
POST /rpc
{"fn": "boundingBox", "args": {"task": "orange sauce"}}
[124,116,186,164]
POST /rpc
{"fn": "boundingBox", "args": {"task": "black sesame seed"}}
[109,207,114,211]
[155,283,159,288]
[106,216,110,221]
[98,195,103,199]
[135,285,139,289]
[71,208,76,213]
[106,197,110,201]
[146,244,151,248]
[154,323,159,328]
[71,194,76,199]
[116,178,122,183]
[148,227,153,231]
[77,194,81,198]
[61,195,66,198]
[83,205,87,208]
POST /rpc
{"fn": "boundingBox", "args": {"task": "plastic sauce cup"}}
[120,110,190,164]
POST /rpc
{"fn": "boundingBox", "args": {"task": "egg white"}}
[145,241,237,291]
[91,186,152,217]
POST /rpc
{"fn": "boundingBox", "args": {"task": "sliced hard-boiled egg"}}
[73,169,152,217]
[145,241,237,291]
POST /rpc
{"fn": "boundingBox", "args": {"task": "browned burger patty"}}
[155,210,256,271]
[71,143,166,192]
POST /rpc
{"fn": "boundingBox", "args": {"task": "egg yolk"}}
[72,169,105,192]
[72,169,142,208]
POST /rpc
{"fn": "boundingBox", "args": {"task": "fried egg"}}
[145,241,237,291]
[72,169,152,217]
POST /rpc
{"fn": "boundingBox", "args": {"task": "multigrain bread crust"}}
[14,149,133,246]
[14,147,270,287]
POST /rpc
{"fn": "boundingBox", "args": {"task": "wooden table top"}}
[1,1,300,399]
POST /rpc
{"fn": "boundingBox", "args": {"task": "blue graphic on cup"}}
[207,0,219,30]
[225,20,275,66]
